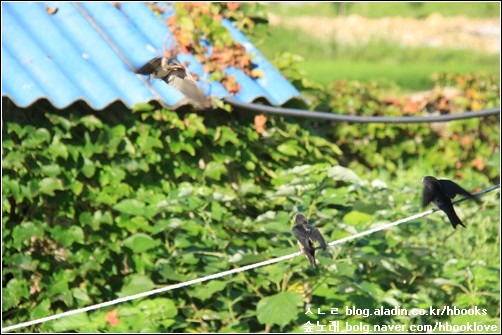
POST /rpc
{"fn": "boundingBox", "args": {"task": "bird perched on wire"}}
[421,176,480,229]
[134,57,208,108]
[291,214,327,268]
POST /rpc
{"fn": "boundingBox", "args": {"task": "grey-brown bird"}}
[421,176,479,229]
[135,57,207,108]
[291,214,327,268]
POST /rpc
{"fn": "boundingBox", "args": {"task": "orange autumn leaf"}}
[184,2,206,9]
[147,2,165,14]
[250,69,264,79]
[227,2,242,11]
[383,97,402,106]
[471,157,486,171]
[221,75,241,94]
[105,309,120,327]
[459,135,473,147]
[166,15,177,28]
[254,114,267,134]
[46,6,58,15]
[402,100,421,114]
[239,55,251,68]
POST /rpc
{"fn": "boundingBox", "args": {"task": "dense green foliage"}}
[2,71,499,331]
[2,3,500,333]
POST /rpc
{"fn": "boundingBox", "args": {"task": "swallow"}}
[421,176,479,229]
[134,57,207,107]
[291,214,327,268]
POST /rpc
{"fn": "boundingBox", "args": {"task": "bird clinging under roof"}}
[135,57,208,108]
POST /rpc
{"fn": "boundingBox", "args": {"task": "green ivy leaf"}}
[327,166,361,183]
[48,137,69,160]
[132,102,155,112]
[204,161,226,180]
[50,312,90,332]
[41,164,61,177]
[277,142,300,156]
[137,298,178,318]
[72,286,91,303]
[80,115,103,130]
[123,233,160,253]
[46,113,72,130]
[190,280,227,301]
[30,299,51,320]
[38,177,64,196]
[343,211,374,225]
[82,157,96,178]
[118,274,155,297]
[2,151,25,170]
[12,221,44,250]
[2,278,29,310]
[113,199,145,216]
[256,291,303,327]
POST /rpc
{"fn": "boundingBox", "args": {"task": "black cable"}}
[224,97,500,124]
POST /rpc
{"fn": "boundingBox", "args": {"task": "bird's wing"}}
[309,227,327,249]
[438,179,477,201]
[292,226,313,253]
[134,57,162,75]
[167,75,207,105]
[421,183,435,208]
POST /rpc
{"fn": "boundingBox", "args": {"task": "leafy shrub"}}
[2,84,499,331]
[2,3,499,331]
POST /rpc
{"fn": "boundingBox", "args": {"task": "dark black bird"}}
[291,214,327,268]
[134,57,207,107]
[421,176,478,229]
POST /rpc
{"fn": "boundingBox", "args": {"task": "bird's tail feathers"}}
[446,210,465,229]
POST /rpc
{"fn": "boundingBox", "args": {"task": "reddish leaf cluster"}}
[221,75,241,95]
[254,114,267,134]
[471,157,486,171]
[226,2,242,11]
[384,89,464,115]
[105,309,121,327]
[146,2,164,14]
[164,2,263,95]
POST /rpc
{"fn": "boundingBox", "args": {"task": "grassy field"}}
[252,3,500,92]
[252,25,500,91]
[267,2,500,18]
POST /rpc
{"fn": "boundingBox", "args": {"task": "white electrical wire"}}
[2,184,499,333]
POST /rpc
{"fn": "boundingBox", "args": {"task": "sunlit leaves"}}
[343,211,374,225]
[204,161,226,180]
[2,278,30,310]
[257,292,303,327]
[113,199,146,216]
[165,3,269,93]
[190,280,227,301]
[123,234,160,253]
[2,68,499,333]
[118,275,155,297]
[50,313,91,333]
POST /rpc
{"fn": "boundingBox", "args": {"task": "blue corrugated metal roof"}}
[1,2,302,110]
